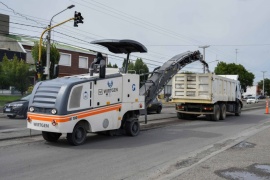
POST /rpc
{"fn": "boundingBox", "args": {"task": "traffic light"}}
[74,11,83,27]
[39,66,45,74]
[78,12,84,24]
[36,61,40,73]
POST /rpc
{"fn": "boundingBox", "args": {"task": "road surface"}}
[0,106,269,180]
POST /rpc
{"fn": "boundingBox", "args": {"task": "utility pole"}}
[235,49,238,64]
[199,45,210,73]
[262,71,267,95]
[46,5,75,80]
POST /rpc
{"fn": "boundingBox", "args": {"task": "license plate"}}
[5,108,11,112]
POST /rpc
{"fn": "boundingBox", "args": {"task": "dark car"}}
[3,94,31,119]
[147,98,162,114]
[258,95,266,99]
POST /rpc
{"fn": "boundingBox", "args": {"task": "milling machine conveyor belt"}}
[139,51,209,107]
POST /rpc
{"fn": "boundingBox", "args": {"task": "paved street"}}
[0,104,269,180]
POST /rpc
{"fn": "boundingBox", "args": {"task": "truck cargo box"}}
[171,73,240,104]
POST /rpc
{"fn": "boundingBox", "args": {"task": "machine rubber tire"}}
[156,106,162,114]
[67,124,87,146]
[125,119,140,136]
[219,104,226,120]
[235,104,241,116]
[211,104,220,121]
[7,115,16,119]
[42,131,62,142]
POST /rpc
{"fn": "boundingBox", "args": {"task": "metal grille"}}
[32,82,63,107]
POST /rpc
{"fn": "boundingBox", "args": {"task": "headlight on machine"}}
[29,107,35,112]
[51,109,57,115]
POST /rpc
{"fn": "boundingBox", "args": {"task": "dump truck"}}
[171,73,243,121]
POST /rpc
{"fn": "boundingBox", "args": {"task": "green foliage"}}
[214,62,254,91]
[123,58,149,86]
[107,62,112,68]
[27,85,34,94]
[258,78,270,95]
[1,55,30,95]
[31,41,60,79]
[0,55,10,89]
[128,61,135,73]
[49,44,60,79]
[0,95,22,106]
[107,62,118,68]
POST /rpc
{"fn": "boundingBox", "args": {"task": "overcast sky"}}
[1,0,270,84]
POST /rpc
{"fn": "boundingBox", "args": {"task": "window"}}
[79,56,88,69]
[59,53,71,66]
[26,50,34,64]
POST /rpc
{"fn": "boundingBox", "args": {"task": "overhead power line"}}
[0,1,46,26]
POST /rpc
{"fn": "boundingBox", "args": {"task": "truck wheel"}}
[219,104,226,120]
[67,124,87,146]
[42,131,62,142]
[235,104,241,116]
[156,106,162,114]
[211,104,220,121]
[125,119,140,136]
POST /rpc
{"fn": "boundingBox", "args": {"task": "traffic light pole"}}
[38,17,74,80]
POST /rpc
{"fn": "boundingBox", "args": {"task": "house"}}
[242,85,260,98]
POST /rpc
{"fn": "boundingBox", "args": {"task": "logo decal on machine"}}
[33,123,49,128]
[98,89,103,95]
[132,84,136,91]
[107,80,113,88]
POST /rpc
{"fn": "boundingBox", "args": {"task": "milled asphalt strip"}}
[153,120,270,180]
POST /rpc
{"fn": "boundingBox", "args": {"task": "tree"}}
[31,41,60,79]
[0,57,10,89]
[107,62,112,68]
[214,62,254,91]
[134,58,149,83]
[112,63,118,68]
[1,55,30,95]
[122,58,149,86]
[258,78,270,95]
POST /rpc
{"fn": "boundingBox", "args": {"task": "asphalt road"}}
[0,104,269,180]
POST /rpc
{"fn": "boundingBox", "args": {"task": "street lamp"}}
[199,45,210,73]
[46,5,75,79]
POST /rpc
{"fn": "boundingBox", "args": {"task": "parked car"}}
[147,98,162,114]
[258,95,266,99]
[246,96,258,104]
[2,94,31,119]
